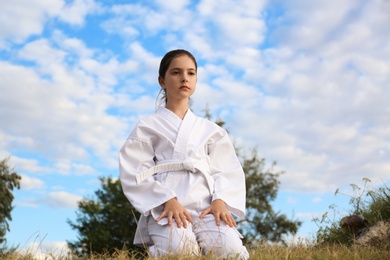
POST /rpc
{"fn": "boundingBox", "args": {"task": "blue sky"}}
[1,0,390,255]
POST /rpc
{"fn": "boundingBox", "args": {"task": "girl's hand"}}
[155,197,193,228]
[199,199,237,227]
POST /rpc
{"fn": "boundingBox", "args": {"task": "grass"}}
[4,180,389,259]
[3,242,390,260]
[251,244,390,260]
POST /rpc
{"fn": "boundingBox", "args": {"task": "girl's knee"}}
[201,240,248,259]
[150,226,199,256]
[198,228,249,259]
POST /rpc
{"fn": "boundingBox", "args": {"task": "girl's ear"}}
[158,76,165,88]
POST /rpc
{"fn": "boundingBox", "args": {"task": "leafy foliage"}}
[364,184,390,223]
[238,150,301,246]
[67,177,143,256]
[0,157,21,253]
[314,205,354,246]
[315,178,390,246]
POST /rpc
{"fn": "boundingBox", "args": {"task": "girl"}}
[119,49,249,259]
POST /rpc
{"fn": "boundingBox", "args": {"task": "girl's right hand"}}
[155,197,193,228]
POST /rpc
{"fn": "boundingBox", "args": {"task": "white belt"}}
[135,159,209,184]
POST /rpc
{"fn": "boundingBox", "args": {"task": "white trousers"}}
[147,213,249,259]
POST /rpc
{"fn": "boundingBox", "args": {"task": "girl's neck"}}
[165,99,189,119]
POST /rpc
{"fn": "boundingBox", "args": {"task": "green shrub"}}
[315,178,390,246]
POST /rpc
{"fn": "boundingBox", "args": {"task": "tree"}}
[67,177,143,257]
[238,150,301,246]
[0,157,21,253]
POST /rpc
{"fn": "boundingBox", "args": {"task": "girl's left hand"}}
[199,199,237,227]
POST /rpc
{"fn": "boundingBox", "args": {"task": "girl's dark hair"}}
[155,49,197,110]
[158,49,197,78]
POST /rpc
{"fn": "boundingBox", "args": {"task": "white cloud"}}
[312,197,322,204]
[54,160,95,175]
[101,15,140,38]
[272,0,358,50]
[58,0,102,26]
[1,0,390,252]
[0,0,102,48]
[20,174,45,190]
[214,0,390,194]
[18,39,68,66]
[0,31,134,170]
[126,42,161,86]
[73,163,95,176]
[215,14,266,47]
[15,198,40,208]
[195,0,267,53]
[52,30,94,59]
[155,0,191,12]
[9,157,50,174]
[103,3,193,38]
[0,0,62,46]
[2,1,390,242]
[198,0,265,17]
[41,191,82,209]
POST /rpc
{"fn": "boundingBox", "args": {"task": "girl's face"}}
[158,55,197,104]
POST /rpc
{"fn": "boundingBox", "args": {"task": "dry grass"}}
[3,243,390,260]
[251,244,390,260]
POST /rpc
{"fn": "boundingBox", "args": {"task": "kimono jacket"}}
[119,107,246,246]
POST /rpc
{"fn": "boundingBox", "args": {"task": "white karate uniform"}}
[119,107,249,259]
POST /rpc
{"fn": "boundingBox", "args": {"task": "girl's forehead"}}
[169,55,196,68]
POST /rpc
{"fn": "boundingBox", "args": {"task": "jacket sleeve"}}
[119,136,177,216]
[208,131,246,219]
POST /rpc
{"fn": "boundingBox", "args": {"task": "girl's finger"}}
[215,213,221,226]
[222,215,229,226]
[185,212,193,223]
[173,212,182,228]
[232,217,237,227]
[155,211,166,222]
[199,207,210,218]
[180,213,188,228]
[167,211,174,227]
